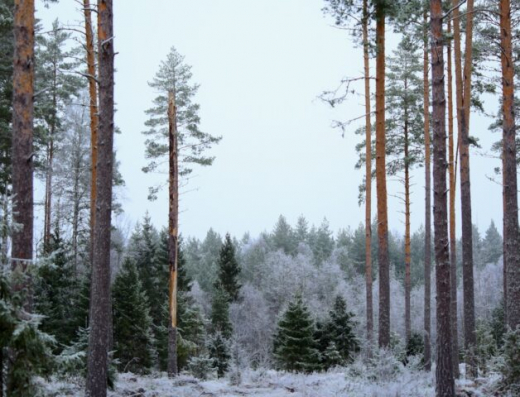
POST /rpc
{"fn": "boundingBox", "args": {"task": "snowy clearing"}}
[43,367,501,397]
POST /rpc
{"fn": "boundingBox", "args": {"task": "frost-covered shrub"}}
[187,354,215,380]
[368,348,404,383]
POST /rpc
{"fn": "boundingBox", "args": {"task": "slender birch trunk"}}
[447,17,460,378]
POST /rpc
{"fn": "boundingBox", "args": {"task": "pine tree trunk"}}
[167,91,179,377]
[456,0,477,375]
[447,17,460,378]
[84,0,99,264]
[500,0,520,331]
[11,0,35,307]
[85,1,114,395]
[43,63,58,251]
[430,0,455,395]
[375,3,390,349]
[423,10,432,371]
[404,95,411,344]
[362,0,373,348]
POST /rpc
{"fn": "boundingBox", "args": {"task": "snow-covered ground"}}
[42,366,500,397]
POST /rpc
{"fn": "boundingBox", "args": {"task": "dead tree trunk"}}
[430,0,455,395]
[447,17,460,378]
[167,90,179,377]
[500,0,520,331]
[423,9,432,371]
[362,0,373,347]
[85,1,114,396]
[84,0,99,264]
[375,2,390,349]
[11,0,35,306]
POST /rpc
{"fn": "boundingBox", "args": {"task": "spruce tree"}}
[215,233,241,302]
[112,258,156,373]
[481,221,503,265]
[34,226,79,351]
[273,294,319,373]
[208,332,230,378]
[210,288,232,339]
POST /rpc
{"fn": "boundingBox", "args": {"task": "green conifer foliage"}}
[208,332,230,378]
[315,295,359,369]
[1,270,55,397]
[215,233,241,302]
[210,288,232,339]
[481,221,503,265]
[34,227,79,351]
[112,258,156,373]
[142,46,221,200]
[273,295,319,373]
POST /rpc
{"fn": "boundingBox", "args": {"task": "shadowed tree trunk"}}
[500,0,520,331]
[430,0,455,395]
[83,0,99,264]
[86,0,114,395]
[455,0,477,375]
[167,90,179,377]
[447,17,460,379]
[404,94,411,344]
[423,9,432,371]
[11,0,35,306]
[375,0,390,349]
[362,0,373,347]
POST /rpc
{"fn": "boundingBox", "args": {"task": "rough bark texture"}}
[447,17,460,378]
[85,1,114,396]
[500,0,520,331]
[430,0,455,395]
[404,105,411,344]
[456,0,477,374]
[168,91,179,377]
[11,0,35,303]
[375,3,390,349]
[423,10,432,371]
[84,0,98,263]
[362,0,373,347]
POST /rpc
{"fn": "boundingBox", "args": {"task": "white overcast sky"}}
[35,0,503,241]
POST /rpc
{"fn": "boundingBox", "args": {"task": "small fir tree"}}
[273,294,319,373]
[112,258,156,373]
[34,227,79,351]
[215,233,241,301]
[208,331,230,378]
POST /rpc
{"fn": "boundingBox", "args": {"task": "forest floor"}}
[43,365,500,397]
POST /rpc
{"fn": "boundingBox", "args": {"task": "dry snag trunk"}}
[168,91,179,377]
[84,0,99,262]
[447,17,460,378]
[362,0,373,347]
[430,0,455,395]
[11,0,35,302]
[423,9,432,371]
[500,0,520,331]
[375,2,390,349]
[86,0,114,396]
